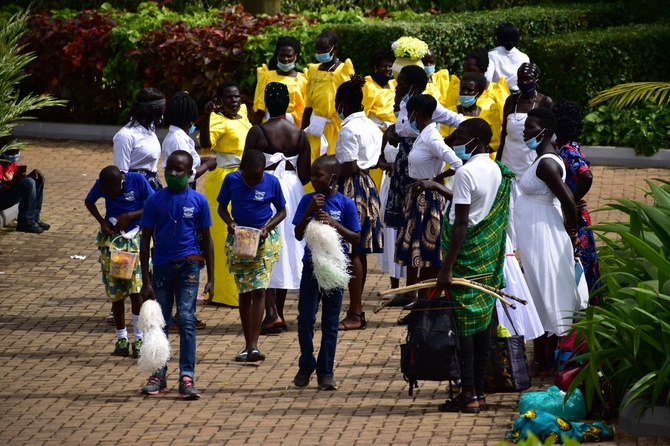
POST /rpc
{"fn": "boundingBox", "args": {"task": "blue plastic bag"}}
[518,385,586,421]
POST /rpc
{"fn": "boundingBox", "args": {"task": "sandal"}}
[260,320,287,335]
[106,312,115,325]
[438,392,480,414]
[338,311,367,331]
[475,393,489,411]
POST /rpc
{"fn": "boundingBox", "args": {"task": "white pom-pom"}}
[137,300,171,374]
[304,220,351,291]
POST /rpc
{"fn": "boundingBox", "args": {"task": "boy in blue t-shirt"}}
[292,156,361,390]
[218,149,286,363]
[139,150,214,400]
[85,166,154,357]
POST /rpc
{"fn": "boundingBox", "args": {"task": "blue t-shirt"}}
[217,171,286,229]
[292,192,361,262]
[140,188,212,266]
[85,171,154,231]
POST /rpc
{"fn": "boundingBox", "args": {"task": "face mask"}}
[337,106,345,121]
[372,71,393,85]
[188,124,196,135]
[315,48,333,64]
[519,82,536,95]
[394,110,400,118]
[2,153,20,163]
[408,113,419,132]
[524,128,546,151]
[319,174,336,194]
[165,173,189,191]
[453,137,476,161]
[276,60,296,72]
[424,65,436,76]
[458,95,477,108]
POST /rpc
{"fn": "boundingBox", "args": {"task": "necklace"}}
[310,60,339,96]
[167,190,190,236]
[268,115,287,120]
[513,91,538,119]
[459,105,480,117]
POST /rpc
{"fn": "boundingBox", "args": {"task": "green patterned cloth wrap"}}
[441,161,513,336]
[225,228,282,294]
[97,231,142,302]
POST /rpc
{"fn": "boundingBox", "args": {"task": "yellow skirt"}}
[204,166,239,307]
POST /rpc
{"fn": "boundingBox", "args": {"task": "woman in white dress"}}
[244,82,310,334]
[496,63,553,250]
[514,108,579,377]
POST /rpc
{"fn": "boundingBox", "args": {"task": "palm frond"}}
[588,82,670,109]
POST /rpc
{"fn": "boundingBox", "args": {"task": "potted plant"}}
[567,179,670,436]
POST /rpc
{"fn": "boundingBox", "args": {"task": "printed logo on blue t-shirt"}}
[124,191,135,202]
[183,207,194,219]
[329,210,342,221]
[254,190,266,201]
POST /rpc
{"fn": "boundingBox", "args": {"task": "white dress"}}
[502,112,536,251]
[514,153,579,337]
[496,235,544,340]
[264,152,305,290]
[377,143,406,279]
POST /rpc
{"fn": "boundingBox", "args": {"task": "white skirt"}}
[268,169,305,290]
[377,171,406,278]
[496,237,544,340]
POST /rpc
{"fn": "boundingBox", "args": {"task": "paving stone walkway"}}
[1,139,669,445]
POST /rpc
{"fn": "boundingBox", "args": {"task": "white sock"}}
[116,327,128,340]
[132,313,143,341]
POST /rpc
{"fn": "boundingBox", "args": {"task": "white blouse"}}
[113,123,161,173]
[162,125,200,183]
[395,91,465,138]
[407,123,462,179]
[335,112,383,171]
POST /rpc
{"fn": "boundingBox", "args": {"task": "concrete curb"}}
[9,120,670,168]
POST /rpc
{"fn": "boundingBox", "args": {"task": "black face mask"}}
[372,71,393,85]
[319,174,336,195]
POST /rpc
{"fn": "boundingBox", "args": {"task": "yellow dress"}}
[362,76,397,188]
[444,75,510,114]
[199,106,251,307]
[441,103,503,158]
[425,69,450,107]
[304,59,355,162]
[253,65,308,127]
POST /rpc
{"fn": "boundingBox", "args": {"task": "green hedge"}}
[525,24,670,107]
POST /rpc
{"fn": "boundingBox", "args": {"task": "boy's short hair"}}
[99,165,122,186]
[312,155,340,176]
[168,150,194,170]
[527,107,558,134]
[240,149,266,170]
[406,94,437,116]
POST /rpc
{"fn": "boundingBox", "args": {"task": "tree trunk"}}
[241,0,281,16]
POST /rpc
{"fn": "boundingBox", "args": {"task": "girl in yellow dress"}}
[302,30,355,162]
[421,49,451,107]
[199,81,252,307]
[252,37,308,128]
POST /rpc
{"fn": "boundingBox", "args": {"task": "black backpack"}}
[400,288,461,396]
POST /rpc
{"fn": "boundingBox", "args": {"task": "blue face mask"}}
[188,124,196,135]
[524,128,546,151]
[408,113,419,132]
[372,71,393,85]
[394,110,400,118]
[315,48,333,64]
[276,60,296,72]
[453,137,476,161]
[458,95,477,108]
[424,65,436,76]
[2,153,20,163]
[402,87,415,105]
[337,106,346,121]
[519,82,536,95]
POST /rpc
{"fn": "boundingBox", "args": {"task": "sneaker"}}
[317,375,338,391]
[293,368,313,388]
[132,339,143,358]
[169,320,179,333]
[113,338,129,356]
[36,220,51,230]
[141,375,168,395]
[16,222,44,234]
[178,376,201,400]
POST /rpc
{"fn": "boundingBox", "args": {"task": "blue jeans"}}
[297,262,343,378]
[0,177,43,226]
[152,259,201,379]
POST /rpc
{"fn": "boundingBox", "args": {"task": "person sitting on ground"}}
[139,150,214,399]
[0,137,49,234]
[484,23,530,93]
[85,166,154,358]
[293,156,361,390]
[218,149,287,363]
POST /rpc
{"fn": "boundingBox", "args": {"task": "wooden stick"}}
[457,278,528,306]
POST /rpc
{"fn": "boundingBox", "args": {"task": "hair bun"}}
[349,74,366,89]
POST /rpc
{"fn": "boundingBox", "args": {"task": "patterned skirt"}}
[225,228,282,294]
[97,231,142,302]
[384,137,415,229]
[395,190,446,268]
[340,171,384,255]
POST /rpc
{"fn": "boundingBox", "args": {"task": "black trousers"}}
[459,322,492,392]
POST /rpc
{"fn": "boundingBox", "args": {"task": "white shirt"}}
[396,91,465,138]
[484,46,530,91]
[407,123,462,179]
[335,112,383,171]
[113,123,161,172]
[448,153,502,226]
[162,125,200,183]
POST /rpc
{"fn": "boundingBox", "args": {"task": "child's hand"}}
[315,210,336,227]
[100,220,114,236]
[259,225,269,239]
[410,180,436,196]
[307,194,325,213]
[116,213,132,232]
[28,169,44,182]
[140,282,155,301]
[227,221,237,235]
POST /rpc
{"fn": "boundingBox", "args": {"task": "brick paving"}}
[0,139,669,446]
